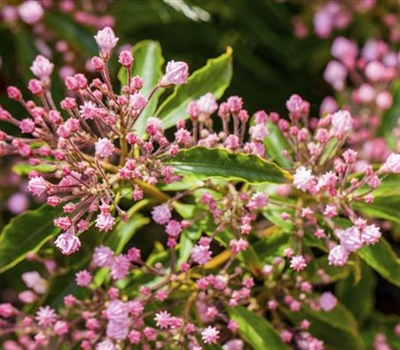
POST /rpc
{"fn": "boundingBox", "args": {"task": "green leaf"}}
[253,228,290,262]
[0,205,61,273]
[282,303,362,349]
[156,47,233,129]
[353,197,400,226]
[380,79,400,137]
[227,306,290,350]
[12,162,56,176]
[165,147,291,184]
[264,122,292,168]
[336,261,376,326]
[118,40,165,137]
[357,237,400,288]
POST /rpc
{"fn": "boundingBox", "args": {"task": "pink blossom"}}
[191,244,212,265]
[324,60,347,90]
[94,27,119,59]
[154,310,172,329]
[7,86,22,100]
[331,37,358,68]
[96,340,116,350]
[319,291,338,311]
[365,61,386,82]
[95,137,115,158]
[165,220,182,238]
[130,93,148,110]
[197,93,218,115]
[119,50,133,67]
[339,226,363,252]
[18,290,37,304]
[230,238,249,254]
[361,224,381,245]
[0,303,14,318]
[54,232,81,255]
[293,166,315,192]
[8,193,29,215]
[151,204,171,225]
[93,246,114,267]
[320,96,339,115]
[328,245,349,266]
[95,213,115,232]
[54,320,68,335]
[201,326,220,344]
[146,117,163,135]
[249,123,269,141]
[225,134,240,150]
[286,94,310,120]
[19,118,35,134]
[18,0,44,24]
[223,339,244,350]
[30,55,54,81]
[227,96,243,113]
[75,270,92,287]
[27,176,48,196]
[35,306,57,327]
[247,192,268,210]
[382,153,400,173]
[330,110,353,138]
[174,128,192,145]
[111,254,131,280]
[161,60,189,86]
[290,255,307,271]
[128,330,141,344]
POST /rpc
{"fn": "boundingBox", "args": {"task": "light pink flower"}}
[151,204,171,225]
[324,60,347,90]
[161,60,189,86]
[18,0,44,24]
[155,310,172,329]
[201,326,220,344]
[293,167,315,192]
[27,176,48,196]
[95,213,115,232]
[95,137,115,158]
[382,153,400,173]
[290,255,307,271]
[331,37,358,68]
[230,238,248,254]
[54,232,81,255]
[75,270,92,287]
[223,339,244,350]
[129,92,148,110]
[118,50,133,67]
[249,123,269,141]
[165,220,182,238]
[330,110,353,138]
[35,305,57,327]
[54,320,68,335]
[110,254,131,280]
[319,291,338,311]
[96,339,116,350]
[197,93,218,115]
[94,27,119,59]
[286,94,310,120]
[376,91,393,110]
[92,246,114,267]
[339,226,363,252]
[328,245,349,266]
[361,224,381,245]
[191,244,212,265]
[30,55,54,81]
[0,303,14,318]
[227,96,243,113]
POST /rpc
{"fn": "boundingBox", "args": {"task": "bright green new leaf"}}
[118,40,165,137]
[264,122,292,168]
[228,306,290,350]
[0,205,61,273]
[357,237,400,288]
[156,47,233,129]
[12,163,56,176]
[165,147,291,184]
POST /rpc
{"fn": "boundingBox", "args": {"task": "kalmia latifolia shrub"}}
[1,22,400,350]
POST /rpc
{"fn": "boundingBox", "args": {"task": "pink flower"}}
[376,91,393,110]
[227,96,243,113]
[27,176,48,196]
[225,135,240,150]
[30,55,54,81]
[223,339,244,350]
[197,93,218,115]
[35,306,57,327]
[54,232,81,255]
[191,244,212,265]
[118,50,133,67]
[365,61,386,82]
[286,94,310,120]
[0,303,14,318]
[95,213,115,232]
[75,270,92,287]
[154,310,172,329]
[106,300,130,340]
[293,167,315,192]
[160,60,189,86]
[320,96,339,114]
[111,254,131,280]
[382,153,400,173]
[324,61,347,90]
[129,93,148,110]
[174,128,192,145]
[18,0,44,24]
[165,220,182,238]
[290,255,307,271]
[54,320,68,335]
[94,27,119,59]
[330,110,353,138]
[249,123,269,141]
[331,37,358,68]
[201,326,220,344]
[230,238,249,254]
[338,226,363,252]
[95,138,115,158]
[328,245,349,266]
[151,204,171,225]
[96,339,116,350]
[319,291,338,311]
[146,117,163,136]
[92,246,114,267]
[361,224,381,245]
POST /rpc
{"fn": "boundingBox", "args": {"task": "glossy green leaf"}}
[336,261,376,326]
[156,47,233,129]
[118,40,165,137]
[264,122,292,168]
[353,197,400,226]
[380,79,400,137]
[0,205,61,273]
[253,228,290,262]
[12,162,56,176]
[282,303,362,349]
[165,147,291,184]
[228,306,290,350]
[357,237,400,288]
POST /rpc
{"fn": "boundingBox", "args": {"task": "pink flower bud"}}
[30,55,54,81]
[91,56,105,71]
[129,93,147,110]
[319,291,338,311]
[376,91,393,110]
[361,224,381,245]
[382,153,400,173]
[330,110,353,138]
[0,303,14,318]
[119,50,134,67]
[7,86,22,100]
[197,93,218,115]
[94,27,119,59]
[324,61,347,90]
[27,176,48,196]
[227,96,243,113]
[27,79,43,95]
[160,60,189,86]
[286,94,310,120]
[328,245,349,266]
[18,0,44,24]
[19,118,35,133]
[54,232,81,255]
[95,137,115,158]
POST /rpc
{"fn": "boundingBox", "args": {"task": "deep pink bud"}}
[7,86,22,100]
[160,60,189,86]
[227,96,243,113]
[91,56,105,71]
[54,232,81,255]
[30,55,54,81]
[119,50,134,67]
[27,79,43,95]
